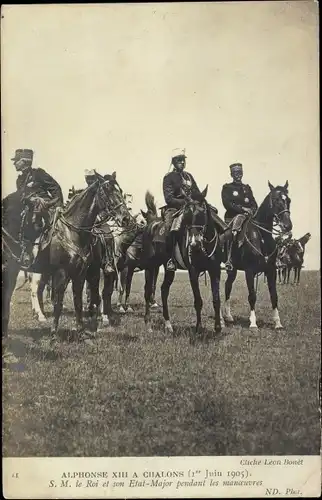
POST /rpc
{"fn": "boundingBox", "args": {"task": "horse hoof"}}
[150,302,159,309]
[215,326,222,333]
[220,321,226,329]
[249,325,258,330]
[37,315,47,323]
[275,324,284,330]
[118,306,126,314]
[126,306,134,313]
[223,316,234,324]
[165,323,174,335]
[146,327,153,334]
[2,351,19,364]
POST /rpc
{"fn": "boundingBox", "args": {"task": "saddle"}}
[38,207,63,252]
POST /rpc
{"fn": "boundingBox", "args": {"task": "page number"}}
[12,473,19,479]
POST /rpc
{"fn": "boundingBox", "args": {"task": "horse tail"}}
[145,191,158,217]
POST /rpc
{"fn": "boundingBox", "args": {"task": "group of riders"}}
[9,146,294,273]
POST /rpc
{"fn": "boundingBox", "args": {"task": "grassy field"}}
[2,271,321,457]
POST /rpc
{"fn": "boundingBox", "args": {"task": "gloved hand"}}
[243,207,253,215]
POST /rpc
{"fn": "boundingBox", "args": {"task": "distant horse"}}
[281,232,311,285]
[140,187,226,342]
[116,193,160,313]
[222,181,292,329]
[2,191,54,347]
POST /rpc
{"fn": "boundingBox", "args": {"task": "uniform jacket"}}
[221,181,257,220]
[163,170,203,209]
[16,168,64,206]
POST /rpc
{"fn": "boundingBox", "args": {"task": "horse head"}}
[94,171,132,227]
[183,185,208,249]
[267,180,292,233]
[21,193,51,237]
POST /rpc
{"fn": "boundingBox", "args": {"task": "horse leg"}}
[124,266,134,313]
[30,273,46,322]
[297,266,301,285]
[86,266,101,330]
[72,273,87,334]
[245,269,258,329]
[117,268,126,314]
[144,267,155,333]
[160,266,175,334]
[287,267,291,284]
[51,268,69,336]
[150,266,160,308]
[209,265,222,333]
[37,274,49,321]
[101,272,115,328]
[188,266,203,335]
[266,266,283,329]
[223,268,237,323]
[2,263,20,348]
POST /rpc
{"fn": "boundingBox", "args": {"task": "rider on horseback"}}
[12,148,64,267]
[163,148,208,271]
[221,162,258,270]
[84,169,115,274]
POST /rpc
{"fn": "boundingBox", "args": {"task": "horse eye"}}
[281,194,286,200]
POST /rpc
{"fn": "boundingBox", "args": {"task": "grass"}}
[2,271,321,457]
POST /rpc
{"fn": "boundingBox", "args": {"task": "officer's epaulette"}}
[222,182,231,188]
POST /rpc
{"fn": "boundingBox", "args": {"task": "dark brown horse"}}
[139,188,226,342]
[222,181,292,329]
[28,172,130,340]
[116,193,160,313]
[2,191,50,350]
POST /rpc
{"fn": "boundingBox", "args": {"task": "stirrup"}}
[166,259,176,272]
[225,261,234,271]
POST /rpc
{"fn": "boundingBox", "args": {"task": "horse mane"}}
[64,181,97,216]
[145,191,158,217]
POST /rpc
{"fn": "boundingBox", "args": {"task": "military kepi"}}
[11,149,34,162]
[229,162,243,171]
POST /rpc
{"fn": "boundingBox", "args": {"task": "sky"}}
[1,2,320,269]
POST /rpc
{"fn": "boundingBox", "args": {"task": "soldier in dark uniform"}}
[162,148,206,271]
[84,169,114,274]
[12,148,64,266]
[221,163,258,270]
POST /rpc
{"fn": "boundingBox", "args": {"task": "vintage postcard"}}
[2,1,321,498]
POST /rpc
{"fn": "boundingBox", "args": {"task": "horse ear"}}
[201,185,208,198]
[284,180,289,190]
[141,209,147,219]
[112,171,116,180]
[268,181,275,191]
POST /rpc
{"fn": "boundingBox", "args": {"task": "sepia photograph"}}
[2,1,320,498]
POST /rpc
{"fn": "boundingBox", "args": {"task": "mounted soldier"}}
[84,169,114,274]
[221,162,258,270]
[162,148,222,271]
[12,148,64,266]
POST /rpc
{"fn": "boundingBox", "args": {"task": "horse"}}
[116,193,160,313]
[84,186,136,330]
[280,232,311,285]
[25,187,83,321]
[27,171,130,340]
[139,187,226,342]
[222,181,292,329]
[2,191,53,351]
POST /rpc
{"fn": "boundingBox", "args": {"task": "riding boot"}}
[225,231,237,271]
[166,231,177,272]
